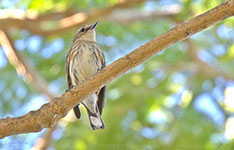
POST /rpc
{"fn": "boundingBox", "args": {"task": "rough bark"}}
[0,0,233,139]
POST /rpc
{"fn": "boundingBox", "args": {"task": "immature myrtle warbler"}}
[65,22,106,130]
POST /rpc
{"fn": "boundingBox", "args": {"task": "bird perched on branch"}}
[65,22,106,130]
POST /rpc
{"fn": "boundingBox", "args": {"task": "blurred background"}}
[0,0,234,149]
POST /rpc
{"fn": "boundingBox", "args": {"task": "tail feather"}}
[88,110,105,130]
[83,104,105,130]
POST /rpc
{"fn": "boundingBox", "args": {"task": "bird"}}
[65,22,106,130]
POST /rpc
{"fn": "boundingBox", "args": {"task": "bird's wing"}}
[98,86,106,115]
[95,45,106,115]
[66,47,81,119]
[65,49,72,89]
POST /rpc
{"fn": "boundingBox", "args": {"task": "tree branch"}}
[106,4,181,24]
[0,25,58,149]
[0,0,233,139]
[31,126,56,150]
[0,29,55,98]
[0,0,147,97]
[0,0,146,36]
[0,27,60,149]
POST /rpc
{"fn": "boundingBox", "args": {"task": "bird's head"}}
[72,22,98,43]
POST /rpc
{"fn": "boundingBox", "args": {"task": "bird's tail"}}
[86,106,105,130]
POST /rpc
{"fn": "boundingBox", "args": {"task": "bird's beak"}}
[91,22,98,29]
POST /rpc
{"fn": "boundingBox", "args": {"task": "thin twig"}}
[0,29,55,98]
[31,126,56,150]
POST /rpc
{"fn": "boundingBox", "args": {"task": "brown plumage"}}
[65,22,106,130]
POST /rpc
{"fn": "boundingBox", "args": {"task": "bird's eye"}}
[80,28,85,32]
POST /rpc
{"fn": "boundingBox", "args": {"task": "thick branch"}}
[0,0,233,139]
